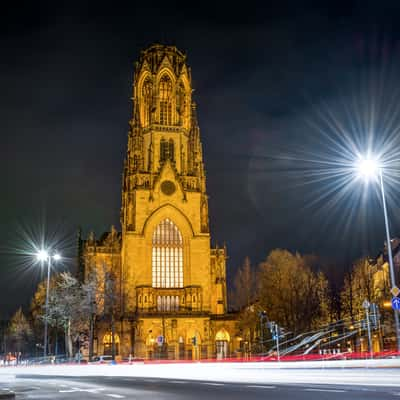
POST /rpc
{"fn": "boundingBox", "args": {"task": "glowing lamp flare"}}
[36,250,61,261]
[36,250,49,261]
[355,157,380,180]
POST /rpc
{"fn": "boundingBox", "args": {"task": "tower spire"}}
[120,44,208,233]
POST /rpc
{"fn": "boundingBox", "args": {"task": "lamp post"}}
[259,311,267,355]
[356,157,400,351]
[36,250,61,359]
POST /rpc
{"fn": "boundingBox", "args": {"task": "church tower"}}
[83,44,237,360]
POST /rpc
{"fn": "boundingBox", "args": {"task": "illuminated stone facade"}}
[81,44,237,359]
[366,238,400,351]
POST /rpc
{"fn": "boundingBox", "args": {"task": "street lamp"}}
[355,155,400,352]
[36,249,61,359]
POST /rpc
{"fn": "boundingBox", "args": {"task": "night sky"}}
[2,1,400,318]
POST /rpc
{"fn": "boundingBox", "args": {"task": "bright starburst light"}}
[36,249,49,261]
[0,216,75,298]
[355,156,380,182]
[247,40,400,254]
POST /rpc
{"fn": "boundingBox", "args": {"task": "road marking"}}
[246,385,276,389]
[200,382,224,386]
[169,381,187,384]
[59,387,106,393]
[106,395,125,399]
[305,388,347,393]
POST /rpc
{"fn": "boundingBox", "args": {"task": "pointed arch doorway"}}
[215,328,230,360]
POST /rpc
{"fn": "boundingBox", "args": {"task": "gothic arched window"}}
[133,154,139,170]
[160,138,175,163]
[142,78,152,127]
[168,139,174,161]
[152,218,183,288]
[159,75,172,125]
[177,81,186,117]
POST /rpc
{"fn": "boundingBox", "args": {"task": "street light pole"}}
[363,299,373,358]
[379,169,400,352]
[36,250,61,360]
[43,255,51,358]
[259,311,267,355]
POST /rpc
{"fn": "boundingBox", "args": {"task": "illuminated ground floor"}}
[91,313,239,360]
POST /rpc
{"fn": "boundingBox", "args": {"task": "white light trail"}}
[2,359,400,387]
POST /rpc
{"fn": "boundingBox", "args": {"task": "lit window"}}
[133,154,139,170]
[103,333,120,356]
[177,81,186,118]
[142,78,152,127]
[152,219,183,288]
[159,75,172,125]
[160,139,174,163]
[157,295,180,311]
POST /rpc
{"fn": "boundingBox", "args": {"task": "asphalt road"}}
[0,375,399,399]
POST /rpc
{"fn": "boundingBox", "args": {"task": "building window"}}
[103,333,120,356]
[160,138,174,163]
[133,154,139,170]
[159,75,172,125]
[142,78,152,127]
[152,218,183,288]
[176,81,187,125]
[157,295,180,311]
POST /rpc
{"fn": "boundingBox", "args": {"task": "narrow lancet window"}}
[160,139,174,163]
[159,75,172,125]
[142,78,152,127]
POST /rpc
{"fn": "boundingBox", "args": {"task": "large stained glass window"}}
[152,218,183,288]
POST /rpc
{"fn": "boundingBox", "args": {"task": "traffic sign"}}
[362,299,370,309]
[156,335,164,346]
[392,297,400,310]
[391,286,400,297]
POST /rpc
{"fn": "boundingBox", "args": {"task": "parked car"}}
[121,356,145,363]
[90,355,114,364]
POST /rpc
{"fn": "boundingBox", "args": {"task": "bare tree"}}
[230,257,258,354]
[231,257,256,310]
[81,269,99,361]
[341,257,383,322]
[257,249,329,335]
[8,308,32,360]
